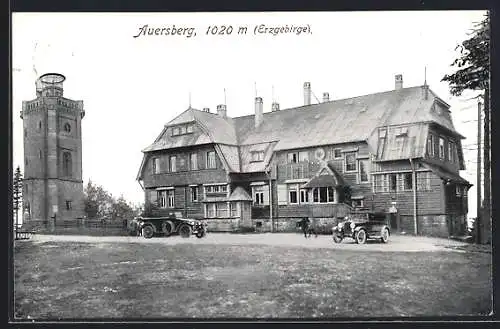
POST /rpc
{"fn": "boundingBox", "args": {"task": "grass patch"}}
[14,240,491,319]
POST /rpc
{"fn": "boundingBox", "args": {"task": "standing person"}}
[299,217,311,238]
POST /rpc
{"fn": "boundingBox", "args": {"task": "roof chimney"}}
[216,104,227,118]
[303,82,311,105]
[255,97,263,128]
[395,74,403,90]
[271,101,280,112]
[202,107,210,112]
[322,92,330,103]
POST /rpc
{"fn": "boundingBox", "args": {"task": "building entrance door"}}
[389,213,398,232]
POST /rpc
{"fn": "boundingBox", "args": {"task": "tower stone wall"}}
[21,73,85,224]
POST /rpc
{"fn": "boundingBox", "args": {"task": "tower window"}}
[64,123,71,133]
[63,152,72,177]
[24,128,27,137]
[39,149,42,159]
[38,121,42,131]
[66,200,72,210]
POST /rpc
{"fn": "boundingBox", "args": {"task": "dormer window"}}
[251,151,264,162]
[171,124,194,136]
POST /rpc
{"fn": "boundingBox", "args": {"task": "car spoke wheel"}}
[355,229,367,244]
[179,224,192,238]
[142,225,154,239]
[381,227,389,243]
[196,230,206,238]
[333,234,343,243]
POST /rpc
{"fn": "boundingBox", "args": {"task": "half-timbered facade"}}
[137,75,471,237]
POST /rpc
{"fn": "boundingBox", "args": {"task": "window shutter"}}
[277,184,287,205]
[263,185,270,205]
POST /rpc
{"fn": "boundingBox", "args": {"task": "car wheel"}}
[179,224,192,238]
[142,225,154,239]
[333,234,343,243]
[380,227,390,243]
[196,230,206,239]
[355,229,367,244]
[162,221,173,237]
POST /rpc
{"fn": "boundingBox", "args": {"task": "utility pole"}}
[483,87,490,244]
[476,99,482,244]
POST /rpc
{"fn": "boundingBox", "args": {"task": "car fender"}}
[381,225,390,235]
[162,220,175,234]
[141,223,156,233]
[353,225,365,233]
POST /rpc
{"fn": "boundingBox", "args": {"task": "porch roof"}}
[422,162,472,186]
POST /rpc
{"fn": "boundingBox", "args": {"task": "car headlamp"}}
[350,222,356,230]
[337,222,344,229]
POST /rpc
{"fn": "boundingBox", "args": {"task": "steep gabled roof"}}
[141,108,238,152]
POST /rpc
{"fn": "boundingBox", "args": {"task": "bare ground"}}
[13,233,492,320]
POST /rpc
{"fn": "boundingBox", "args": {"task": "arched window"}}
[63,152,72,177]
[64,123,71,133]
[39,149,42,159]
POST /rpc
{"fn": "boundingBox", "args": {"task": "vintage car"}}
[130,213,207,239]
[332,212,390,244]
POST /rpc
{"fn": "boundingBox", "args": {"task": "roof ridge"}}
[232,85,426,119]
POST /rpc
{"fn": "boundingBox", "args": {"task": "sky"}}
[12,11,488,217]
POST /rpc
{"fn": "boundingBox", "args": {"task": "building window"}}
[251,151,265,162]
[403,173,413,191]
[313,187,335,203]
[187,125,194,133]
[167,189,175,208]
[288,184,299,204]
[66,200,72,210]
[345,152,357,172]
[207,151,216,169]
[38,121,42,131]
[230,202,238,217]
[190,186,198,202]
[439,137,445,159]
[389,174,398,191]
[352,199,364,208]
[456,185,461,197]
[190,153,198,170]
[333,148,342,159]
[169,155,177,172]
[64,123,71,133]
[63,152,72,177]
[253,185,269,205]
[205,184,227,194]
[179,126,186,134]
[300,189,309,203]
[206,204,215,218]
[38,149,42,159]
[427,134,435,157]
[449,141,455,163]
[216,203,228,217]
[416,172,431,191]
[158,190,167,208]
[24,128,27,137]
[298,151,309,162]
[358,159,369,183]
[152,158,160,174]
[172,127,180,136]
[287,152,298,163]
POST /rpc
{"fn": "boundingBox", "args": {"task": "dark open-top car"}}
[130,212,207,239]
[332,212,390,244]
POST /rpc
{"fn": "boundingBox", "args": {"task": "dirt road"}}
[29,232,469,252]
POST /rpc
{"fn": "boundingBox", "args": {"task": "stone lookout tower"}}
[21,73,85,225]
